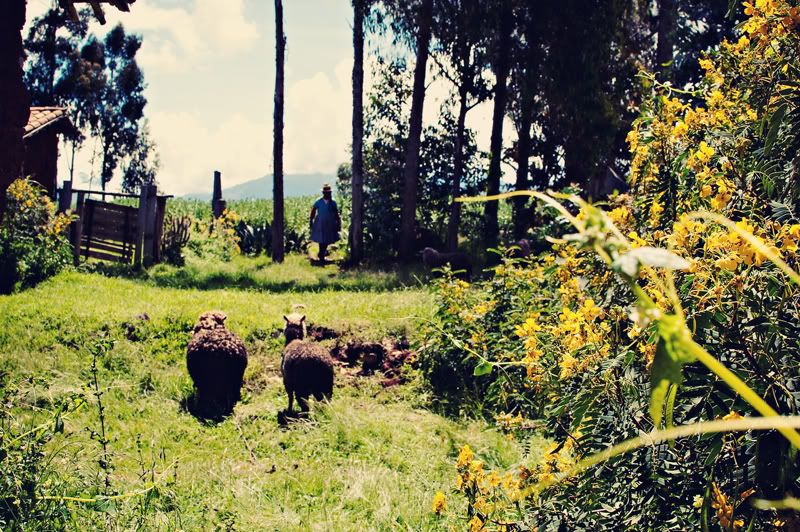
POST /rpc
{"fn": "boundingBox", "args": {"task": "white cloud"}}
[283,58,353,176]
[93,0,259,72]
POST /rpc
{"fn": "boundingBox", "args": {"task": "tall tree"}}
[656,0,676,81]
[398,0,434,262]
[510,3,542,239]
[350,0,367,264]
[0,0,30,216]
[483,0,513,250]
[121,121,159,193]
[272,0,286,263]
[23,3,88,106]
[433,0,491,251]
[95,25,146,191]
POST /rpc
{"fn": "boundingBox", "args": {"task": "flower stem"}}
[686,339,800,448]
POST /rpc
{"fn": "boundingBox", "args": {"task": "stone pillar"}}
[212,170,225,218]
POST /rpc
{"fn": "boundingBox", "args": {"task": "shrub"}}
[427,1,800,529]
[0,179,73,294]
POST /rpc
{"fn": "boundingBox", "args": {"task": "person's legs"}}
[318,243,328,261]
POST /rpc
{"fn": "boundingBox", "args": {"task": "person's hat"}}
[322,183,332,192]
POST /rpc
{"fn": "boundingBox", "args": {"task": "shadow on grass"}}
[81,254,430,293]
[180,389,236,424]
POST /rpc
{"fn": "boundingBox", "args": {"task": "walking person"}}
[309,184,341,263]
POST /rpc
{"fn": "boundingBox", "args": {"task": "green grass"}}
[0,258,539,530]
[144,254,430,293]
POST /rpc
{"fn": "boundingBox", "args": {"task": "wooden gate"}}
[59,182,170,267]
[78,199,138,262]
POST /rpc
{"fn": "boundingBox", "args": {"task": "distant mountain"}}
[184,173,332,200]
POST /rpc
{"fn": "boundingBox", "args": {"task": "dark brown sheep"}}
[508,238,532,259]
[281,313,334,414]
[186,311,248,416]
[421,247,472,280]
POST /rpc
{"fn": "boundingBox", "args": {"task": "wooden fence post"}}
[142,184,158,267]
[58,180,72,213]
[72,191,85,265]
[134,185,148,266]
[153,195,167,263]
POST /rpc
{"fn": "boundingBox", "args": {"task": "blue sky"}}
[26,0,503,195]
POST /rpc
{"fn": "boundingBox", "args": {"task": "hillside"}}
[184,173,333,200]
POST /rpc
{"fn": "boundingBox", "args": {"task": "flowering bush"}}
[0,179,73,294]
[186,209,241,262]
[426,1,800,528]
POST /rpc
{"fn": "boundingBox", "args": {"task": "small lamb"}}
[186,311,248,416]
[421,247,473,280]
[281,313,335,414]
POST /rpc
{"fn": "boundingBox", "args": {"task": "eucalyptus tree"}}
[349,0,374,265]
[272,0,286,263]
[393,0,435,262]
[483,0,514,250]
[431,0,492,251]
[95,25,146,191]
[508,1,545,239]
[23,3,89,106]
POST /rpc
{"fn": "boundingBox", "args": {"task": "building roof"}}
[24,107,68,139]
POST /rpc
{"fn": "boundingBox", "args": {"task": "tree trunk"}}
[512,111,532,240]
[512,17,538,240]
[272,0,286,263]
[398,0,433,262]
[483,0,513,250]
[446,84,469,252]
[0,0,30,218]
[656,0,676,81]
[349,0,365,264]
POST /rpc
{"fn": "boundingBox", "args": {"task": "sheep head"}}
[283,313,306,344]
[193,311,227,334]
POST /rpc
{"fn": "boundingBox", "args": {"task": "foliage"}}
[93,24,148,189]
[23,13,154,190]
[23,5,90,108]
[0,179,72,294]
[0,383,74,530]
[427,1,800,529]
[186,209,241,262]
[160,214,191,267]
[338,58,487,261]
[121,120,159,193]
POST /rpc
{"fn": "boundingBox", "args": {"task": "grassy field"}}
[0,258,536,530]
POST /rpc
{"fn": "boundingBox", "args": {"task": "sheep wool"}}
[281,313,334,413]
[421,247,473,279]
[186,311,248,413]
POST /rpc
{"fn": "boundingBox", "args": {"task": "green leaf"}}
[613,247,691,280]
[764,104,787,156]
[473,361,493,377]
[650,314,697,426]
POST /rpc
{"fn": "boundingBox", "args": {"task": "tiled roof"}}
[24,107,68,139]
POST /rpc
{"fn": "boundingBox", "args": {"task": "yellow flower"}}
[672,120,688,138]
[650,199,665,227]
[700,184,713,198]
[723,411,743,421]
[431,491,447,514]
[468,516,484,532]
[456,444,474,469]
[608,206,633,226]
[716,254,741,271]
[693,494,704,509]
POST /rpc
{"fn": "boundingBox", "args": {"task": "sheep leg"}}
[297,395,310,413]
[286,389,294,413]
